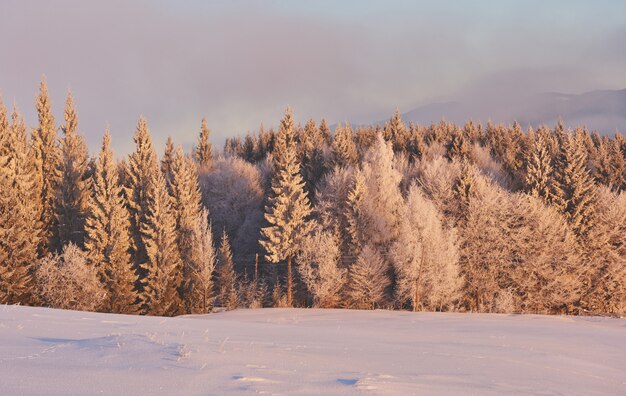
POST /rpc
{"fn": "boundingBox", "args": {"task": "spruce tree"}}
[319,118,332,145]
[331,123,358,168]
[161,136,175,182]
[125,117,159,278]
[0,103,40,304]
[217,230,238,310]
[195,118,213,170]
[169,146,203,310]
[55,91,90,250]
[552,129,597,237]
[524,131,554,204]
[383,109,408,153]
[140,168,184,316]
[31,78,61,254]
[260,108,315,306]
[187,208,217,313]
[84,131,137,313]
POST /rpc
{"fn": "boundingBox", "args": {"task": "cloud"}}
[0,0,624,154]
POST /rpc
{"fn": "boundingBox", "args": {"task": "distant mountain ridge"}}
[349,89,626,135]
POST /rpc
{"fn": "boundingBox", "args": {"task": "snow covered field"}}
[0,305,624,395]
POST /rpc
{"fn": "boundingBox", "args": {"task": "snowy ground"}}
[0,306,624,395]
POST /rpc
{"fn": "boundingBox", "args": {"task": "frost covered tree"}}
[524,130,555,204]
[383,109,408,153]
[552,129,597,237]
[84,131,137,313]
[296,229,346,308]
[31,78,61,254]
[195,118,213,170]
[55,91,90,250]
[331,123,359,168]
[391,185,461,311]
[0,103,40,305]
[345,170,368,256]
[355,134,403,253]
[186,208,217,313]
[36,243,107,312]
[217,230,239,310]
[140,168,184,316]
[260,108,315,306]
[581,188,626,314]
[125,118,159,275]
[161,136,175,181]
[347,244,390,309]
[169,146,203,308]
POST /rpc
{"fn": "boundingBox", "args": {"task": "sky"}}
[1,0,625,154]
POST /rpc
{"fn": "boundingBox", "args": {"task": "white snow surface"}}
[1,305,624,395]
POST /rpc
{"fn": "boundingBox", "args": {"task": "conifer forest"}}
[1,79,625,317]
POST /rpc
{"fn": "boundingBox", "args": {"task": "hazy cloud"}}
[1,0,624,154]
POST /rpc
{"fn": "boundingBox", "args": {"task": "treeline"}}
[0,79,625,316]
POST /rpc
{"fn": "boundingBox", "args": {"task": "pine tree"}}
[0,103,40,304]
[140,168,184,316]
[454,158,476,224]
[161,136,175,181]
[552,129,597,237]
[345,170,368,257]
[169,146,203,311]
[331,123,358,168]
[55,91,90,250]
[347,244,390,309]
[260,108,315,306]
[195,118,213,170]
[299,119,326,200]
[84,131,137,314]
[31,78,61,255]
[446,129,470,161]
[319,118,331,146]
[217,230,238,310]
[524,131,554,204]
[186,208,217,313]
[383,109,408,153]
[125,118,159,278]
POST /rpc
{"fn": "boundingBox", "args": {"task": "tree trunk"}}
[287,256,293,307]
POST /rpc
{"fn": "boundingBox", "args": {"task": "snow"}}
[1,305,624,395]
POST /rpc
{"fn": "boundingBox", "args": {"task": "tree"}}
[31,78,61,254]
[383,109,408,153]
[524,130,555,204]
[391,184,461,311]
[331,123,358,168]
[552,129,597,237]
[84,131,137,314]
[55,91,90,250]
[296,229,346,308]
[195,118,213,170]
[356,134,403,252]
[35,243,107,312]
[140,168,184,316]
[161,136,175,181]
[581,188,626,314]
[347,244,390,309]
[186,208,217,313]
[260,108,315,306]
[217,230,239,310]
[199,156,265,262]
[0,103,40,305]
[169,146,203,309]
[125,118,159,277]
